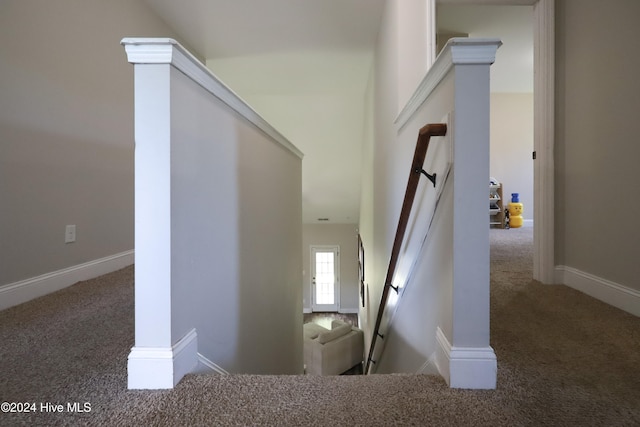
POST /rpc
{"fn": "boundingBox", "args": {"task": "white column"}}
[123,39,197,389]
[435,39,501,389]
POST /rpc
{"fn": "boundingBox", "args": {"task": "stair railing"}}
[365,122,447,374]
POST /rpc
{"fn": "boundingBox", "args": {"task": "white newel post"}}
[435,39,502,389]
[122,39,198,389]
[121,38,303,387]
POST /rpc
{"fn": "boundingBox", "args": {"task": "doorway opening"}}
[310,246,340,312]
[434,0,555,284]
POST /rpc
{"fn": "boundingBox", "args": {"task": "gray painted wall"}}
[0,0,188,286]
[555,0,640,292]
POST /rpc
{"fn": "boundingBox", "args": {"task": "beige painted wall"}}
[359,0,400,358]
[555,0,640,291]
[302,224,360,312]
[397,0,430,111]
[0,0,191,286]
[490,93,534,221]
[361,0,452,373]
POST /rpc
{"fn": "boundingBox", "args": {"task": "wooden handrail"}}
[365,123,447,374]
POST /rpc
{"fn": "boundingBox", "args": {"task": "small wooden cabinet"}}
[490,184,505,228]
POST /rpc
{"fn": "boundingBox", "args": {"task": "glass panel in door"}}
[311,246,339,312]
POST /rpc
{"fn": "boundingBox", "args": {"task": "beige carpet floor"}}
[1,227,639,426]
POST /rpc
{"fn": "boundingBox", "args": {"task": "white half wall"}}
[123,39,303,389]
[363,11,501,388]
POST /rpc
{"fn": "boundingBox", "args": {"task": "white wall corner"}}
[434,327,497,389]
[555,266,640,317]
[0,250,134,311]
[128,329,198,389]
[303,308,312,314]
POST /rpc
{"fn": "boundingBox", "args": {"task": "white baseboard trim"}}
[303,308,312,314]
[555,265,640,317]
[196,353,229,375]
[434,327,497,389]
[0,250,134,311]
[128,328,198,389]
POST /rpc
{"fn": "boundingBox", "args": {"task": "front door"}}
[311,246,339,312]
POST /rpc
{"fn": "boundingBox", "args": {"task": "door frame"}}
[433,0,555,284]
[310,245,341,312]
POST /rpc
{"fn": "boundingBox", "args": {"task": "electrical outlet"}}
[65,225,76,243]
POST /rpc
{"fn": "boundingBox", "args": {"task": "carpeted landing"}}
[1,227,639,426]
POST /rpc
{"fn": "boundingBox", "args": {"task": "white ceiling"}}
[142,0,532,224]
[145,0,386,59]
[144,0,385,224]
